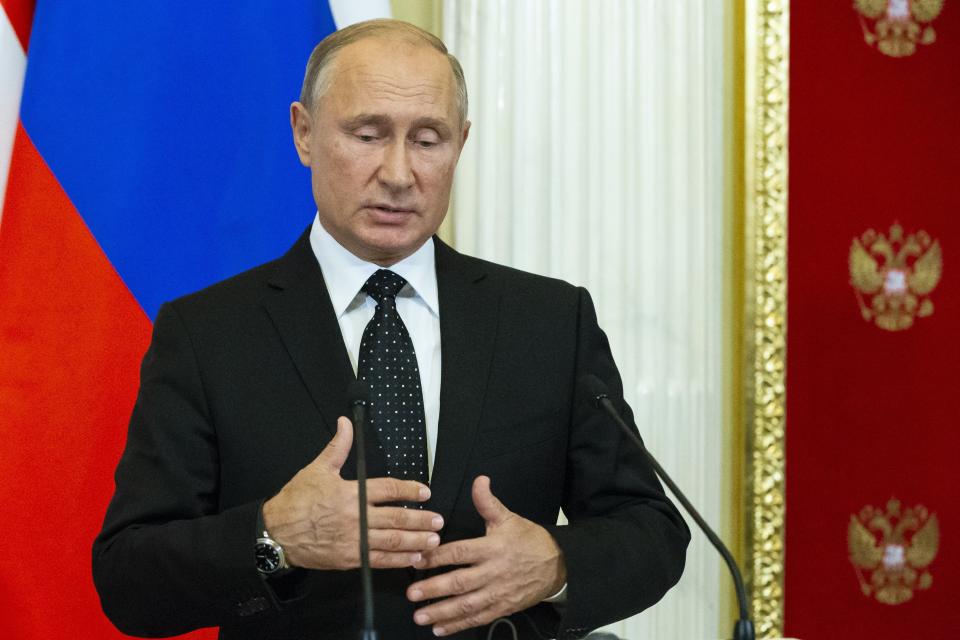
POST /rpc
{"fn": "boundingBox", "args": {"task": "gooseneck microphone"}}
[346,380,377,640]
[581,374,755,640]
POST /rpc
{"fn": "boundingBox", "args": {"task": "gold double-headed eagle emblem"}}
[849,223,942,331]
[854,0,944,57]
[848,499,939,605]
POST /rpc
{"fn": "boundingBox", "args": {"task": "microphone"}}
[346,380,377,640]
[581,374,755,640]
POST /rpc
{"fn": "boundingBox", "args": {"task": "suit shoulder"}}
[161,227,315,319]
[456,251,581,297]
[466,256,586,315]
[162,256,284,320]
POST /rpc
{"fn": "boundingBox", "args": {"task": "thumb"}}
[317,416,353,472]
[472,475,510,527]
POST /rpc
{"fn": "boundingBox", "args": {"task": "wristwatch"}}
[255,530,289,575]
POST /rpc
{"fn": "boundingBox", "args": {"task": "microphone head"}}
[580,374,610,409]
[347,379,370,407]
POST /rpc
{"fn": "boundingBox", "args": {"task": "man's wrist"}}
[255,501,292,576]
[542,531,567,602]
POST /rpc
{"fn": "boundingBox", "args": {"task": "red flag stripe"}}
[0,123,168,637]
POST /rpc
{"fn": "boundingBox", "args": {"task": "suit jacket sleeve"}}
[540,287,690,639]
[92,302,281,636]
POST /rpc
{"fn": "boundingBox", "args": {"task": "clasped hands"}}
[262,416,566,635]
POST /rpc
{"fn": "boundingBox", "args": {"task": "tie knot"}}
[362,269,407,304]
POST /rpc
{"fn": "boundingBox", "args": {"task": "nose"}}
[378,139,415,191]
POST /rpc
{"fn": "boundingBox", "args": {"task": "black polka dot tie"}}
[357,269,429,489]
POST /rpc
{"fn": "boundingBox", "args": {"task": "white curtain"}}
[443,1,727,637]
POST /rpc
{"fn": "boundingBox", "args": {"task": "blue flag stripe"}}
[21,2,337,318]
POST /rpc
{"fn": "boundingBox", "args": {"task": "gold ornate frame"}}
[743,0,789,636]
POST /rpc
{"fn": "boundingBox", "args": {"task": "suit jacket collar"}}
[260,228,501,523]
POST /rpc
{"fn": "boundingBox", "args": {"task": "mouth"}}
[363,204,418,220]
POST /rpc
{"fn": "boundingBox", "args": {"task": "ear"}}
[290,101,314,167]
[459,120,471,150]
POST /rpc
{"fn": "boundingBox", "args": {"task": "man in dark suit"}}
[93,19,689,640]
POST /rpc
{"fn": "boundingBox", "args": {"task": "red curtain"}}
[786,2,959,637]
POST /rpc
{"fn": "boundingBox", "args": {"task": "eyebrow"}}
[341,114,453,138]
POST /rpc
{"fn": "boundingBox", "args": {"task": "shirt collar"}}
[309,213,439,318]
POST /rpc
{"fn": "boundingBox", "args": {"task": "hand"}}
[406,476,566,636]
[262,416,444,570]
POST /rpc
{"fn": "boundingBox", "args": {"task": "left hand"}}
[406,475,567,636]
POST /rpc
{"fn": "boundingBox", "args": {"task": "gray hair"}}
[299,19,468,125]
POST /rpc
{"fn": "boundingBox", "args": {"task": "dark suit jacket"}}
[92,229,689,640]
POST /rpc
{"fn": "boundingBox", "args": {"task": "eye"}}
[352,126,381,143]
[413,129,441,148]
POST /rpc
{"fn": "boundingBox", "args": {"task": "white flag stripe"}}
[0,5,26,227]
[328,0,391,29]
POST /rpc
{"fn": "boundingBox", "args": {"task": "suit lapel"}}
[428,239,500,523]
[258,231,498,504]
[261,229,388,480]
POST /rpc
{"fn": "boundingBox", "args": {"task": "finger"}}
[368,529,441,553]
[471,475,510,526]
[366,477,431,505]
[412,592,501,636]
[411,538,486,571]
[427,605,501,638]
[368,506,444,532]
[317,417,353,472]
[369,550,428,570]
[407,566,486,602]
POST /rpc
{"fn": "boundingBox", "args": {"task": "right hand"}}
[262,416,443,570]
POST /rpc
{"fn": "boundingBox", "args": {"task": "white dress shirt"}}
[309,214,442,480]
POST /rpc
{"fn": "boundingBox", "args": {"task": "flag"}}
[0,2,389,637]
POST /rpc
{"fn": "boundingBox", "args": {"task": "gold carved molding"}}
[743,0,789,637]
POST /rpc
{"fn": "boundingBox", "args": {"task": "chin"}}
[360,229,431,263]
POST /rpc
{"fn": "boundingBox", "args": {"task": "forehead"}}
[322,37,458,121]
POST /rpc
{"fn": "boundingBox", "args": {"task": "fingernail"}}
[434,627,446,636]
[431,515,444,529]
[409,588,423,601]
[415,612,430,625]
[419,486,431,500]
[427,533,440,547]
[410,552,422,564]
[412,556,427,568]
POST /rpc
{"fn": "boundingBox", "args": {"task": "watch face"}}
[255,542,282,573]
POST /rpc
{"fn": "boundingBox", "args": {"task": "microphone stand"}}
[349,382,378,640]
[589,381,755,640]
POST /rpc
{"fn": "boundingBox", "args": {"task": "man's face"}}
[291,37,469,265]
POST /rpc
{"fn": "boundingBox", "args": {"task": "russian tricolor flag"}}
[0,2,388,636]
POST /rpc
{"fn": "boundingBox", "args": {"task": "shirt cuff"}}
[542,582,567,603]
